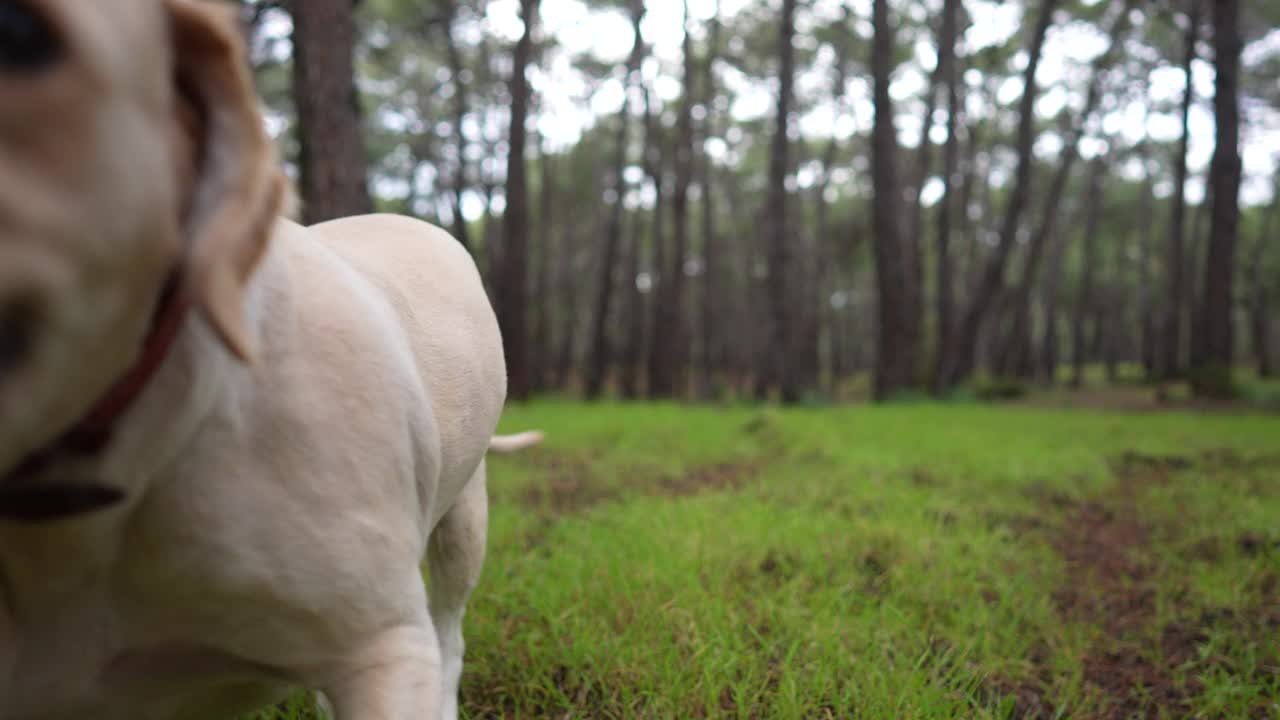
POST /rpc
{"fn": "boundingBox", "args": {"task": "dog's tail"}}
[488,431,545,454]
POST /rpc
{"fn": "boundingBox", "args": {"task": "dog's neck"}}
[0,273,192,522]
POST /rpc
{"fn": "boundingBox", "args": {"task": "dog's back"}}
[303,214,508,513]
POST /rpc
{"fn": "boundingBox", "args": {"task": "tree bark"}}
[644,82,670,397]
[1137,144,1158,380]
[554,221,581,390]
[480,175,499,295]
[805,6,853,397]
[649,0,696,398]
[439,0,472,250]
[585,0,646,399]
[1251,187,1277,377]
[697,0,723,400]
[1160,1,1200,381]
[1038,220,1069,384]
[963,116,997,302]
[721,157,752,394]
[760,0,799,403]
[954,103,984,310]
[869,0,919,400]
[996,1,1132,379]
[620,209,647,399]
[530,135,554,391]
[1193,0,1242,395]
[1103,219,1128,383]
[931,0,962,394]
[1071,160,1106,388]
[291,0,372,224]
[497,0,539,401]
[1188,188,1211,371]
[936,0,1060,391]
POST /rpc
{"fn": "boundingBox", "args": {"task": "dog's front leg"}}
[325,622,443,720]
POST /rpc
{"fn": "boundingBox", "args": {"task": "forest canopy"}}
[245,0,1280,403]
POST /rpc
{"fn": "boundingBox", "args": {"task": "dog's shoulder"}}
[263,214,506,491]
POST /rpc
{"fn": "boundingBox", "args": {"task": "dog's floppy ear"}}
[167,0,284,363]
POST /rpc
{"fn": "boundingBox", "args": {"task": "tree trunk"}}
[530,135,554,392]
[480,178,499,295]
[963,118,997,302]
[1251,190,1276,377]
[931,0,962,394]
[907,3,956,351]
[1188,190,1211,371]
[1071,160,1106,388]
[1160,1,1200,381]
[954,104,984,309]
[697,0,722,400]
[585,1,646,399]
[1193,0,1242,396]
[644,82,670,397]
[620,209,647,399]
[722,160,752,394]
[869,0,920,400]
[1103,225,1128,383]
[440,0,472,250]
[808,143,836,393]
[803,7,853,397]
[554,222,581,390]
[497,0,539,402]
[474,29,501,294]
[997,0,1133,379]
[291,0,371,224]
[936,0,1060,391]
[554,189,605,390]
[1138,146,1158,380]
[650,0,696,399]
[1038,220,1069,384]
[759,0,799,403]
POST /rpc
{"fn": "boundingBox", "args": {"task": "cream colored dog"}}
[0,1,538,718]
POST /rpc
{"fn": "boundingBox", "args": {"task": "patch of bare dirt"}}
[518,449,616,515]
[995,449,1279,718]
[977,651,1056,720]
[653,459,764,498]
[1047,456,1202,719]
[983,452,1186,715]
[1017,385,1272,414]
[1197,448,1280,476]
[1110,450,1193,477]
[908,465,944,487]
[515,447,770,530]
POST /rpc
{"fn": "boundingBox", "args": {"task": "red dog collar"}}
[0,273,190,522]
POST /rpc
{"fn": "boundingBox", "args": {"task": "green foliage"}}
[1188,363,1238,400]
[264,0,1280,404]
[1236,371,1280,411]
[244,694,327,719]
[972,376,1031,401]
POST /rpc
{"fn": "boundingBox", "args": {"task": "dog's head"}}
[0,0,284,472]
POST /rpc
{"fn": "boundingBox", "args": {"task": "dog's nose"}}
[0,297,36,376]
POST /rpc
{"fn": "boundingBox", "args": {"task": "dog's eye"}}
[0,1,62,72]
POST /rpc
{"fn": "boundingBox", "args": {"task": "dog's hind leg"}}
[426,461,489,720]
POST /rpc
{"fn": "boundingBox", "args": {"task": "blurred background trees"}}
[245,0,1280,403]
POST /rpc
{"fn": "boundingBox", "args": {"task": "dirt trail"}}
[1025,450,1280,719]
[1048,452,1200,719]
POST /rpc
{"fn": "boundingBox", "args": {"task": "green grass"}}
[250,401,1280,719]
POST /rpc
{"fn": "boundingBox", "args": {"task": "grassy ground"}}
[251,399,1279,719]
